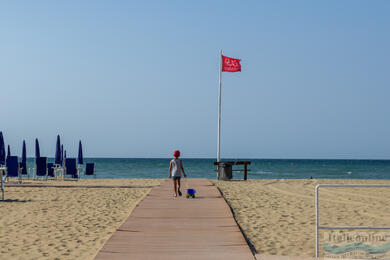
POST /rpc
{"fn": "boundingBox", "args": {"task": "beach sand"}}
[2,178,390,259]
[0,179,160,260]
[214,179,390,258]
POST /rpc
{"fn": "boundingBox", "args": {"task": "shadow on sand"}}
[1,199,33,203]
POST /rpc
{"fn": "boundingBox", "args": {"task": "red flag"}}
[222,55,241,72]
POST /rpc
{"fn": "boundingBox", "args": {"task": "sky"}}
[1,0,389,159]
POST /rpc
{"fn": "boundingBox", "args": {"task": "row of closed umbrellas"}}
[0,132,83,166]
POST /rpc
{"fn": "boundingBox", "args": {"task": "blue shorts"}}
[172,176,181,181]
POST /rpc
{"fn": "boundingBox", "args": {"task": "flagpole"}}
[217,49,222,163]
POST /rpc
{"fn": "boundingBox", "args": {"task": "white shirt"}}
[171,159,183,177]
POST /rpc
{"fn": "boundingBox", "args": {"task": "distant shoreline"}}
[22,157,390,161]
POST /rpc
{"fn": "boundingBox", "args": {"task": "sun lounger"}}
[19,162,29,179]
[6,156,21,183]
[19,163,26,174]
[85,163,96,178]
[64,158,80,179]
[47,163,55,178]
[34,157,48,179]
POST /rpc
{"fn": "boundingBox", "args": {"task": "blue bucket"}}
[187,189,196,195]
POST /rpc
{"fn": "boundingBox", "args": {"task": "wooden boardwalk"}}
[94,179,255,260]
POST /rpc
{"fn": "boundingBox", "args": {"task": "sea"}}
[25,158,390,179]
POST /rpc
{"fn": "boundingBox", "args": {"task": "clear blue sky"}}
[1,0,389,159]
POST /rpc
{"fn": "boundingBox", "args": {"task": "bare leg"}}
[173,179,178,197]
[177,178,182,196]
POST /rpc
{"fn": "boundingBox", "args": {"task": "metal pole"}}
[217,49,222,163]
[316,184,390,188]
[314,184,390,258]
[315,185,319,258]
[1,170,4,201]
[319,226,390,230]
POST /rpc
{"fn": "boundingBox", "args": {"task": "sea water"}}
[25,158,390,179]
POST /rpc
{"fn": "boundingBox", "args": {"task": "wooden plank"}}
[213,161,251,165]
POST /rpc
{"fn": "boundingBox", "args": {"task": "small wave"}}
[346,171,352,175]
[252,171,273,175]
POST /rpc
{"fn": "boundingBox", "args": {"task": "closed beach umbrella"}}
[64,150,67,167]
[64,150,67,169]
[55,135,61,165]
[22,140,27,174]
[61,145,64,166]
[35,138,40,158]
[22,140,27,165]
[78,140,83,165]
[7,145,11,158]
[0,132,5,165]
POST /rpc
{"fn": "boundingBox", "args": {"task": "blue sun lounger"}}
[64,158,80,179]
[19,162,29,178]
[6,156,21,183]
[34,157,48,179]
[47,163,55,178]
[85,163,96,178]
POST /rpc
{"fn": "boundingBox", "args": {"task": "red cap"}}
[173,150,180,157]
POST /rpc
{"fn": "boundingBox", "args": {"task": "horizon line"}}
[21,157,390,161]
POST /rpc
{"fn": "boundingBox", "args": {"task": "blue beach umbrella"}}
[0,132,5,165]
[21,140,27,174]
[61,145,64,166]
[64,150,67,169]
[22,141,26,165]
[7,145,10,158]
[35,138,40,158]
[55,135,61,165]
[64,150,67,163]
[78,140,83,165]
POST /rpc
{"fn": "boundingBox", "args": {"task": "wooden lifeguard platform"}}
[214,161,251,180]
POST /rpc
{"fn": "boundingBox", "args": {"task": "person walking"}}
[168,150,187,197]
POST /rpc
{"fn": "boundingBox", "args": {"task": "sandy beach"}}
[0,179,160,260]
[214,179,390,257]
[2,178,390,259]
